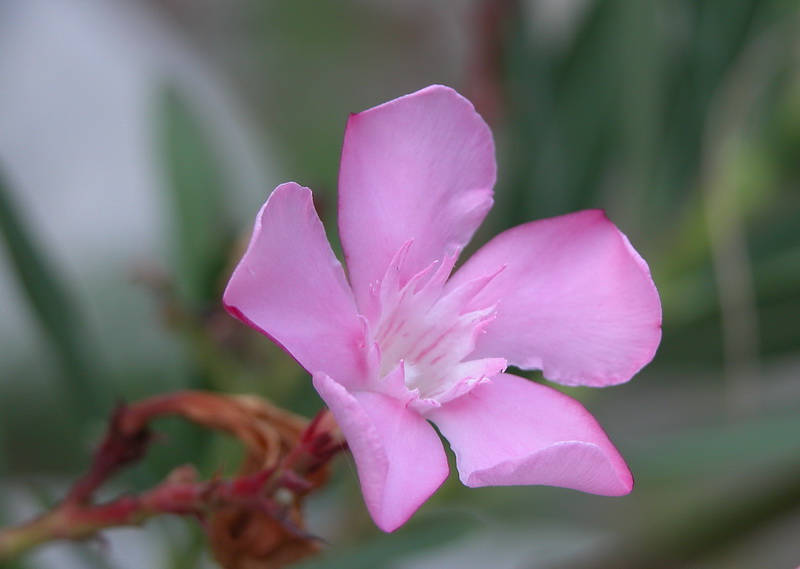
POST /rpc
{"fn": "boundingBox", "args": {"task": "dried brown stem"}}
[0,392,345,568]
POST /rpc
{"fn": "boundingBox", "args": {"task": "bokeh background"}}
[1,0,800,568]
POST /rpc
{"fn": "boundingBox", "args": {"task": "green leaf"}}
[161,88,232,310]
[294,511,476,569]
[0,169,105,416]
[629,412,800,481]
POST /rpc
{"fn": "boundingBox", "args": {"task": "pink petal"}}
[223,183,370,387]
[427,373,633,495]
[449,210,662,386]
[338,85,496,313]
[313,373,449,532]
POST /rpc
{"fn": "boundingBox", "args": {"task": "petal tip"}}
[314,374,449,533]
[462,440,633,497]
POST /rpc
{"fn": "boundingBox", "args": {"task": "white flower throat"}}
[371,245,506,403]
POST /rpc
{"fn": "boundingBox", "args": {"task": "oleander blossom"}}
[224,85,662,532]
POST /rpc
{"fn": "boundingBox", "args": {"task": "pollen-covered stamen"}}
[373,244,506,402]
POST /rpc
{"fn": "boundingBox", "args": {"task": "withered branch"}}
[0,391,345,569]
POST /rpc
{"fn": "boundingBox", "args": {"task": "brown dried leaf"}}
[166,392,327,569]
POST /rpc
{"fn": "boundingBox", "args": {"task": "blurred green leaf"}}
[0,169,105,416]
[294,511,476,569]
[161,89,232,310]
[629,412,800,480]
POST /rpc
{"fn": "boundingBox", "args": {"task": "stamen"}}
[372,246,506,402]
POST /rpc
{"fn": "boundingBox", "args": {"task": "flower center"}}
[371,245,506,403]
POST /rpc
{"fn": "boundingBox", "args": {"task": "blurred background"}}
[1,0,799,567]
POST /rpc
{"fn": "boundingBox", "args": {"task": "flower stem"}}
[0,497,146,559]
[0,393,344,565]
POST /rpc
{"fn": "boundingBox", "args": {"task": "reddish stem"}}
[0,393,346,563]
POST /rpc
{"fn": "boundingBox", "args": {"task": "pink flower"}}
[224,85,662,532]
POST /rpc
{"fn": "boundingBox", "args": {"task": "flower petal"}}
[313,372,449,532]
[427,373,633,495]
[449,210,662,386]
[339,85,496,313]
[224,183,369,386]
